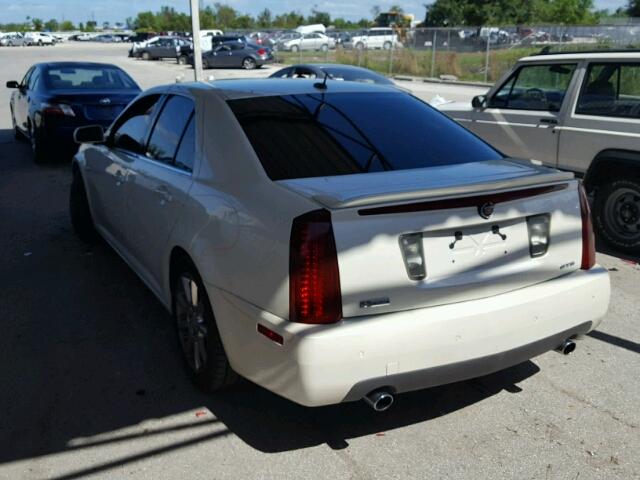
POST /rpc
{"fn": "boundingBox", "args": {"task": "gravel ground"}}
[0,42,638,480]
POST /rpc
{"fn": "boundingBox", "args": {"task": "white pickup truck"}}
[439,51,640,255]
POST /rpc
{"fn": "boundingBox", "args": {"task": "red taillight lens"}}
[257,48,267,55]
[289,209,342,324]
[579,184,596,270]
[42,102,75,117]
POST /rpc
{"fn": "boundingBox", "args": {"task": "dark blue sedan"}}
[7,62,141,163]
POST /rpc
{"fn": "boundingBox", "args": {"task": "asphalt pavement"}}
[0,43,638,480]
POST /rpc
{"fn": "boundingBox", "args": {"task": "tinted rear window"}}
[45,66,138,90]
[228,92,502,180]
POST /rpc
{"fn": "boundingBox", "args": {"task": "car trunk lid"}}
[279,159,582,318]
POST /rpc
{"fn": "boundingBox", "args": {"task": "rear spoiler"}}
[303,171,574,209]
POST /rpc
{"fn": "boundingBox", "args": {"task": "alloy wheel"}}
[175,275,209,372]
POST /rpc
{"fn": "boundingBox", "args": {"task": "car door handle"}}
[539,118,558,125]
[153,185,172,203]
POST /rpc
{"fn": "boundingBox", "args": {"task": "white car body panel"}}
[74,80,610,407]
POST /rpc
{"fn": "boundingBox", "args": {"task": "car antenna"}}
[314,72,329,90]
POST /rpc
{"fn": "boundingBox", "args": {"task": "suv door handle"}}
[539,118,558,125]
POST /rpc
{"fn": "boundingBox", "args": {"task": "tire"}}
[593,177,640,255]
[177,55,187,65]
[290,45,299,53]
[141,51,150,60]
[320,44,328,52]
[383,41,392,50]
[38,40,43,46]
[29,125,46,164]
[242,57,256,70]
[172,259,237,392]
[355,42,365,50]
[69,170,99,243]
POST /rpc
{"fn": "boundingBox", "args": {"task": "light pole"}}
[190,0,204,81]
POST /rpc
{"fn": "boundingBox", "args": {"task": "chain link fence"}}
[246,25,640,84]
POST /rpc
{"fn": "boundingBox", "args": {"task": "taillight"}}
[257,48,267,55]
[579,184,596,270]
[42,102,75,117]
[289,209,342,324]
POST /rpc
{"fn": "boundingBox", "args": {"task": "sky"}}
[0,0,630,25]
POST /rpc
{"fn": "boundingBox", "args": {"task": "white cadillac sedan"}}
[70,79,610,411]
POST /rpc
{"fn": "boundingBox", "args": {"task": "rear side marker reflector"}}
[257,324,284,345]
[358,184,568,216]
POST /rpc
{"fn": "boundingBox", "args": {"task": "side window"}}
[576,63,640,119]
[489,63,576,111]
[28,69,40,91]
[146,95,194,165]
[21,68,34,89]
[174,115,195,172]
[112,95,163,154]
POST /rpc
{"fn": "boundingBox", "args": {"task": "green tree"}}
[256,8,272,27]
[32,18,44,30]
[78,22,85,31]
[44,19,59,31]
[307,9,331,25]
[86,20,97,32]
[628,0,640,16]
[214,3,238,29]
[60,20,75,31]
[273,11,305,28]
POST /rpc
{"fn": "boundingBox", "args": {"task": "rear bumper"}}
[208,266,610,407]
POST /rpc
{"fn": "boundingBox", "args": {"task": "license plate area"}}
[423,219,526,279]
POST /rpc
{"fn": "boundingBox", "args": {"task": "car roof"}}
[37,61,125,70]
[520,51,640,62]
[153,78,400,99]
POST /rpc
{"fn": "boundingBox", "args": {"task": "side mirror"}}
[6,81,19,89]
[471,95,487,109]
[74,125,105,144]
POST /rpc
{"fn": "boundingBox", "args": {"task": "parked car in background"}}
[348,28,400,50]
[95,34,123,43]
[137,36,192,63]
[439,50,640,255]
[24,32,55,46]
[270,64,397,87]
[199,42,273,69]
[0,33,28,47]
[7,62,141,162]
[327,31,352,47]
[128,32,157,43]
[69,78,609,410]
[278,32,335,52]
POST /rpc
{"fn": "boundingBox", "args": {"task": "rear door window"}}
[146,95,194,165]
[489,63,576,111]
[576,63,640,119]
[228,92,502,180]
[112,94,163,154]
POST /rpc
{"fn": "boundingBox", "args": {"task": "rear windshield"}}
[44,66,138,90]
[323,67,391,84]
[227,92,502,180]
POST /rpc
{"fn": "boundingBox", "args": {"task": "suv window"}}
[112,95,163,154]
[489,63,576,111]
[576,63,640,119]
[146,95,194,165]
[228,92,502,180]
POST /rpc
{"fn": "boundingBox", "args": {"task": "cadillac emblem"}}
[478,202,495,219]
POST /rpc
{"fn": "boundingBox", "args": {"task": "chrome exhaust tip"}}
[363,390,394,412]
[555,339,576,355]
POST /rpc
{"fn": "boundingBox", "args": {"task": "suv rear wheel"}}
[242,57,256,70]
[593,177,640,255]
